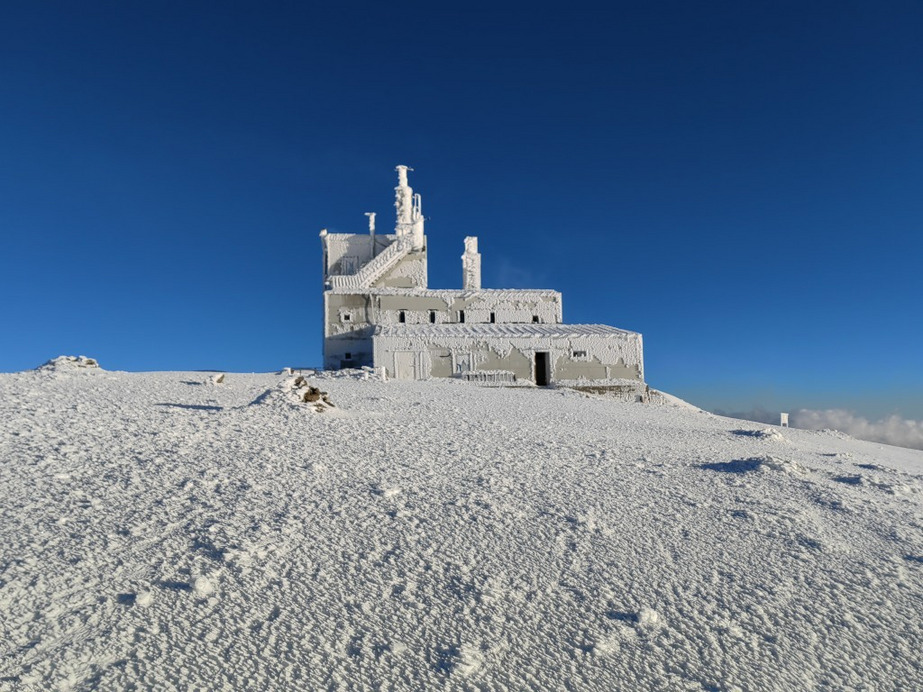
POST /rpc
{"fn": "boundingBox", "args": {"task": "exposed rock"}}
[288,378,334,411]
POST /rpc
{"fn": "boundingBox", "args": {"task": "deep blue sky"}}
[2,2,921,418]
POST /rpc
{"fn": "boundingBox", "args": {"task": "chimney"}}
[462,236,481,289]
[394,165,413,237]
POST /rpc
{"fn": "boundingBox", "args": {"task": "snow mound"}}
[245,375,338,413]
[252,375,337,411]
[756,428,786,442]
[759,454,803,473]
[731,427,787,442]
[701,455,804,475]
[37,355,102,372]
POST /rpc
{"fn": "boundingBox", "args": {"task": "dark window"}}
[342,313,351,322]
[573,350,587,358]
[399,311,406,323]
[430,311,436,324]
[345,352,352,359]
[490,312,496,323]
[532,315,540,323]
[459,310,465,323]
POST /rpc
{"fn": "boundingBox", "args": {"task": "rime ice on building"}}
[320,166,645,387]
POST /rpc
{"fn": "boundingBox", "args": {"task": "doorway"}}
[341,256,358,274]
[393,351,430,380]
[393,352,416,380]
[454,352,473,375]
[534,352,550,386]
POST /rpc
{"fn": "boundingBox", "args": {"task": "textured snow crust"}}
[1,367,923,690]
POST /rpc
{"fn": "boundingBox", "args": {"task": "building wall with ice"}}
[375,250,428,289]
[322,289,563,370]
[372,325,643,382]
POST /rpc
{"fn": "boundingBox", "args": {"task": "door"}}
[341,256,358,274]
[454,352,473,375]
[534,352,550,386]
[393,352,416,380]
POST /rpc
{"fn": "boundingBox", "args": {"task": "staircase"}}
[329,237,412,291]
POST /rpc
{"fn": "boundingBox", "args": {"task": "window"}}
[489,312,495,323]
[459,310,465,323]
[532,315,540,323]
[573,350,587,358]
[345,352,352,359]
[454,352,473,374]
[399,311,406,323]
[430,311,436,324]
[342,313,351,322]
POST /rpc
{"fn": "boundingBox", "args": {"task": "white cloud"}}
[718,407,923,451]
[494,258,540,289]
[790,409,923,451]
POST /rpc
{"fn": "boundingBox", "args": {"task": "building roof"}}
[373,323,639,339]
[329,286,561,298]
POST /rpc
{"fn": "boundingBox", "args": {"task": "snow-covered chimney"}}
[394,165,413,238]
[462,236,481,289]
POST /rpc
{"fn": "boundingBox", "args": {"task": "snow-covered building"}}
[320,166,644,385]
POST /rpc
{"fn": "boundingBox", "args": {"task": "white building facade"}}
[321,166,645,386]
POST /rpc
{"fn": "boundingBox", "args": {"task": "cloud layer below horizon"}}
[715,407,923,451]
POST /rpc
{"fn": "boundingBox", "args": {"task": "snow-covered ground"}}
[2,361,922,690]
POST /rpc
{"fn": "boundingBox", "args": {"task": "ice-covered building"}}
[320,166,645,386]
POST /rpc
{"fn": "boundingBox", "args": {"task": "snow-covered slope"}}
[1,365,922,690]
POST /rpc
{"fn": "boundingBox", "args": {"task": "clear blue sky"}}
[2,2,921,418]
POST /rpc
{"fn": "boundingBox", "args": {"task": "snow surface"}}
[2,363,923,690]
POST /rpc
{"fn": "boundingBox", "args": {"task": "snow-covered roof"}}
[330,286,561,298]
[374,323,639,338]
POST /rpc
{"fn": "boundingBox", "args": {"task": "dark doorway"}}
[534,352,550,386]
